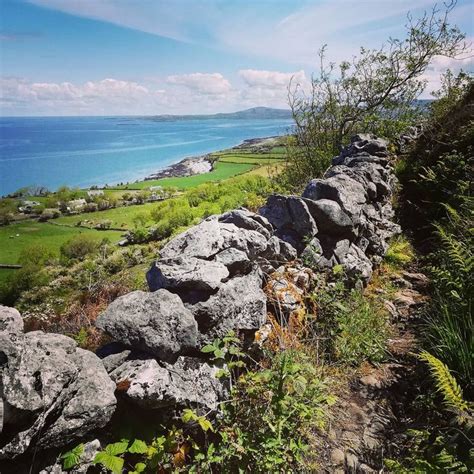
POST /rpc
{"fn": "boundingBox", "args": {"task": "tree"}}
[284,1,468,189]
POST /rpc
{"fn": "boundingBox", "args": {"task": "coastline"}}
[137,135,284,185]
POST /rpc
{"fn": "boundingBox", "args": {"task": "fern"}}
[418,351,471,424]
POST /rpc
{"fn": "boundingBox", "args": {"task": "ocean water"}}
[0,116,293,195]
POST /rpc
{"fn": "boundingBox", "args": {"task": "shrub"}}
[38,208,61,221]
[60,234,99,262]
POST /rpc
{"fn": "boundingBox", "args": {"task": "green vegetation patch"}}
[0,222,123,265]
[55,203,157,230]
[115,162,255,190]
[219,154,285,165]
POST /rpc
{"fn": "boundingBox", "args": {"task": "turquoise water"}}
[0,116,292,195]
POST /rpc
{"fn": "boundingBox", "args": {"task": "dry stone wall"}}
[0,134,400,461]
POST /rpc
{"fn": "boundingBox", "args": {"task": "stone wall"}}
[0,134,400,462]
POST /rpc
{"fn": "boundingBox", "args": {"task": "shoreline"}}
[135,135,283,185]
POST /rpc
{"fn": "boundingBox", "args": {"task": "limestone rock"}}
[303,198,354,237]
[259,194,317,246]
[96,289,198,361]
[191,269,266,342]
[302,174,367,219]
[147,256,229,292]
[160,217,268,261]
[108,355,225,412]
[218,209,273,239]
[0,320,116,459]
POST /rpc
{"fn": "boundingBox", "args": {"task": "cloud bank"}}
[1,69,307,115]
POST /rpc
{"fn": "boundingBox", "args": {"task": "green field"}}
[219,154,285,164]
[0,222,123,265]
[55,203,157,229]
[114,162,255,190]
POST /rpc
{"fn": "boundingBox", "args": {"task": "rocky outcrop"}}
[0,306,116,460]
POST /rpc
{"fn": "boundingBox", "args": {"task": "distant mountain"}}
[146,107,292,122]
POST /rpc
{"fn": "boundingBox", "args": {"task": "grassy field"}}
[218,154,285,165]
[0,222,123,265]
[55,202,157,229]
[114,162,255,190]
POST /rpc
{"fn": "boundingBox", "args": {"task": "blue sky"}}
[1,0,473,115]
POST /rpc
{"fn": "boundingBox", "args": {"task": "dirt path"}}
[320,269,429,472]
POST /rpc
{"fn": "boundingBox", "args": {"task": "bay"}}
[0,116,292,195]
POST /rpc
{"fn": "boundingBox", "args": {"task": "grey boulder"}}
[108,356,225,412]
[302,174,367,220]
[147,256,229,292]
[218,209,273,239]
[259,194,317,241]
[191,269,267,342]
[303,198,354,237]
[0,327,116,459]
[96,289,198,361]
[160,217,268,261]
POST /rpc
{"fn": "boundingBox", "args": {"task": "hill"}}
[146,106,292,122]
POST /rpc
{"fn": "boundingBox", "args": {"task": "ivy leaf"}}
[215,368,229,379]
[181,408,198,423]
[128,439,148,454]
[94,451,124,474]
[61,443,84,470]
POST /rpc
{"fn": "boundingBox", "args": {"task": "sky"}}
[0,0,473,116]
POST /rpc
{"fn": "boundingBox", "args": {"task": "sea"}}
[0,116,293,196]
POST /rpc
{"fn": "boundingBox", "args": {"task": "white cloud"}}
[420,50,474,98]
[166,73,232,95]
[239,69,307,89]
[0,77,152,115]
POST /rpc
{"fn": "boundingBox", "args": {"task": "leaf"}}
[293,375,307,396]
[215,368,229,379]
[94,452,124,474]
[105,440,129,456]
[228,345,241,355]
[198,417,213,432]
[182,408,198,423]
[133,462,147,473]
[214,348,225,359]
[61,443,84,469]
[173,443,190,467]
[201,344,216,353]
[128,439,148,454]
